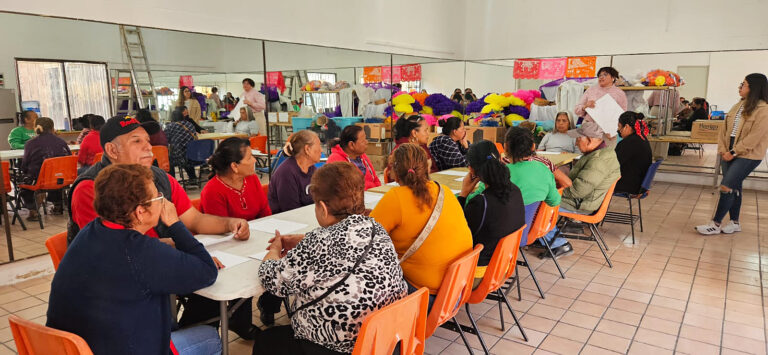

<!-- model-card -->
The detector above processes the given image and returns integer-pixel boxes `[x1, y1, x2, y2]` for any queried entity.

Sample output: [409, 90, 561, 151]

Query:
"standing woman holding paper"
[574, 67, 627, 145]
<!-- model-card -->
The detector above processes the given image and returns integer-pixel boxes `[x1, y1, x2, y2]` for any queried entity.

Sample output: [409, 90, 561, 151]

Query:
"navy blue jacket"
[47, 219, 217, 355]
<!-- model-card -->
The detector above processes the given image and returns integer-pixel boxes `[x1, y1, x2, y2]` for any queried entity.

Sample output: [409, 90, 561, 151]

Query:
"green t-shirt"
[467, 161, 561, 207]
[8, 127, 36, 149]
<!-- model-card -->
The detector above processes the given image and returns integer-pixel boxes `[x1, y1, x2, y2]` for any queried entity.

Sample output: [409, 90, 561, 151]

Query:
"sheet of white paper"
[268, 112, 278, 122]
[197, 234, 234, 247]
[248, 218, 308, 234]
[585, 94, 623, 137]
[537, 151, 560, 155]
[386, 182, 399, 186]
[454, 177, 465, 182]
[364, 192, 384, 205]
[248, 251, 269, 261]
[435, 170, 468, 177]
[451, 189, 461, 194]
[209, 250, 250, 268]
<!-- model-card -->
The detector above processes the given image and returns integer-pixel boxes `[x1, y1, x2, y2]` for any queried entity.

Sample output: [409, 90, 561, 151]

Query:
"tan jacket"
[177, 99, 202, 122]
[718, 100, 768, 160]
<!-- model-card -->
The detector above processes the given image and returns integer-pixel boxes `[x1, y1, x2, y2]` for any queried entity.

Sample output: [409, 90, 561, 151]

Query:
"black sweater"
[458, 185, 525, 267]
[615, 134, 652, 194]
[47, 220, 217, 355]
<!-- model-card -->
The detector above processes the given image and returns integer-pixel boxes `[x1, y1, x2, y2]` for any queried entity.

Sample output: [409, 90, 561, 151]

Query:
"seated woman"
[75, 114, 92, 144]
[165, 106, 200, 182]
[255, 162, 406, 354]
[538, 112, 579, 153]
[458, 140, 525, 289]
[77, 115, 104, 173]
[137, 108, 168, 146]
[615, 112, 653, 194]
[268, 130, 322, 213]
[385, 115, 436, 180]
[428, 116, 469, 171]
[46, 164, 221, 355]
[20, 117, 71, 220]
[371, 144, 472, 302]
[233, 106, 260, 136]
[327, 125, 381, 189]
[180, 137, 270, 338]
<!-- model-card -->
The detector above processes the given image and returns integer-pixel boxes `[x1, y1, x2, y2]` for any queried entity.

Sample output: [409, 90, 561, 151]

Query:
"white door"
[676, 66, 709, 102]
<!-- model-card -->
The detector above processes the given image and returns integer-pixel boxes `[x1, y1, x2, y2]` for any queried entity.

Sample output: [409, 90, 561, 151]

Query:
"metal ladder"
[114, 25, 157, 115]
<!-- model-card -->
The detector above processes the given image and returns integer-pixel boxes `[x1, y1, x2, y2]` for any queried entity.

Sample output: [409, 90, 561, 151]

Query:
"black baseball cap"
[466, 139, 500, 170]
[100, 115, 160, 147]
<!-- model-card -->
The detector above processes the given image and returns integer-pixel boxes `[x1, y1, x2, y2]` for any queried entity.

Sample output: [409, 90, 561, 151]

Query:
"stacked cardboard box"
[357, 123, 392, 172]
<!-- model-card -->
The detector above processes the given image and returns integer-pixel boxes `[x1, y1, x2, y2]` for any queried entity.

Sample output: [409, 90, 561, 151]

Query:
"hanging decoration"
[538, 58, 567, 80]
[565, 56, 597, 78]
[513, 59, 541, 79]
[179, 75, 193, 88]
[363, 67, 382, 83]
[381, 66, 402, 83]
[400, 64, 422, 81]
[265, 72, 286, 93]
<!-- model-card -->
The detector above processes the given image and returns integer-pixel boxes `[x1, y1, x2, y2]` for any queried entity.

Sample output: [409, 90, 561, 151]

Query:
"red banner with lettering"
[513, 59, 541, 79]
[400, 64, 422, 81]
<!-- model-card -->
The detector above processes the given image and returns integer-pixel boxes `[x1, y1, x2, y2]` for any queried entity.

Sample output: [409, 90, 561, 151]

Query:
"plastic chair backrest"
[92, 153, 103, 165]
[190, 198, 201, 212]
[495, 142, 505, 156]
[352, 288, 428, 355]
[520, 202, 541, 247]
[468, 226, 525, 304]
[186, 140, 215, 162]
[562, 180, 618, 224]
[528, 201, 560, 244]
[9, 315, 93, 355]
[45, 232, 68, 270]
[2, 161, 11, 193]
[249, 136, 267, 153]
[425, 245, 483, 337]
[270, 150, 289, 172]
[152, 146, 171, 172]
[640, 159, 663, 192]
[36, 156, 78, 190]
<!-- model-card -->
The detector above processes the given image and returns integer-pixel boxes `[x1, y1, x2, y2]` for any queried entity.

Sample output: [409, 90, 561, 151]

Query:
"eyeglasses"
[598, 73, 611, 78]
[739, 82, 746, 89]
[143, 192, 164, 204]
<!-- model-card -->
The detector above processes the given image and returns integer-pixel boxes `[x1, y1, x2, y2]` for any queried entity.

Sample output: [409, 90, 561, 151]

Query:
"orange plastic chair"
[45, 232, 68, 270]
[249, 136, 267, 154]
[9, 314, 93, 355]
[352, 287, 428, 355]
[425, 245, 482, 353]
[190, 198, 201, 212]
[558, 180, 618, 267]
[18, 156, 78, 230]
[152, 146, 171, 173]
[494, 142, 504, 156]
[464, 228, 528, 352]
[92, 153, 103, 165]
[2, 161, 26, 231]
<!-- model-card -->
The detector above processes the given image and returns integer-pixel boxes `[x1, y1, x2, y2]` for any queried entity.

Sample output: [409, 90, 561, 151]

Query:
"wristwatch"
[729, 150, 737, 156]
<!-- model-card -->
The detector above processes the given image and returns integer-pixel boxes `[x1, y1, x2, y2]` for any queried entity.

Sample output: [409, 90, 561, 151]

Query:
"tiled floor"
[1, 181, 768, 354]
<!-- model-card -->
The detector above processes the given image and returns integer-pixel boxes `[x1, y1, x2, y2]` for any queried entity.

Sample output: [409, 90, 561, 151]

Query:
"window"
[304, 72, 337, 114]
[16, 60, 110, 129]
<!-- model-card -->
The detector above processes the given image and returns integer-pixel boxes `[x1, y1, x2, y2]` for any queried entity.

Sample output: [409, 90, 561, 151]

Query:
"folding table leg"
[220, 301, 229, 355]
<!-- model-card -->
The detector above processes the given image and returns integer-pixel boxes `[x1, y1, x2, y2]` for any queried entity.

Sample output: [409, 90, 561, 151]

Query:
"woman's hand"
[269, 230, 304, 256]
[460, 172, 480, 198]
[159, 198, 180, 226]
[229, 218, 250, 240]
[585, 100, 596, 109]
[459, 131, 469, 149]
[722, 151, 735, 162]
[201, 129, 209, 134]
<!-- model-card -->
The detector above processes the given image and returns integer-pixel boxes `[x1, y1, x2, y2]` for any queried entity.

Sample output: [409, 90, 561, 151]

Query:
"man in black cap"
[539, 121, 620, 258]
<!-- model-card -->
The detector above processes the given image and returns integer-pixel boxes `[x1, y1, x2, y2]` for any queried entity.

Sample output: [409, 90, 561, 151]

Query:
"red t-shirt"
[200, 175, 271, 220]
[78, 130, 103, 166]
[72, 173, 192, 238]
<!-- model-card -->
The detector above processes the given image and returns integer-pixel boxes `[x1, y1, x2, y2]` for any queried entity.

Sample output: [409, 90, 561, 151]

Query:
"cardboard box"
[368, 154, 388, 172]
[464, 127, 506, 144]
[366, 142, 389, 156]
[690, 120, 725, 141]
[356, 123, 391, 141]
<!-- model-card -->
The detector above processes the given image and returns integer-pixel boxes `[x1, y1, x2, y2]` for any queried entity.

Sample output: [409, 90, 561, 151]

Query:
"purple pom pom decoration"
[505, 105, 530, 118]
[465, 94, 490, 114]
[424, 93, 457, 116]
[411, 100, 423, 113]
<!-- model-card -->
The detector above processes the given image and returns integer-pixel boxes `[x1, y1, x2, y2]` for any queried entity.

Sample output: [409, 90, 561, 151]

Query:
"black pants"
[178, 294, 254, 331]
[20, 189, 62, 211]
[252, 325, 345, 355]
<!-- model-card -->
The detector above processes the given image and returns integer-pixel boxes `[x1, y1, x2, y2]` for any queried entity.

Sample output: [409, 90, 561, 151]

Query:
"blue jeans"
[713, 158, 762, 223]
[171, 325, 222, 355]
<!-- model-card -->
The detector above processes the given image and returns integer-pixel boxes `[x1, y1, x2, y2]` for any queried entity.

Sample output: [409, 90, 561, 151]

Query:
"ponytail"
[391, 143, 432, 210]
[618, 111, 649, 140]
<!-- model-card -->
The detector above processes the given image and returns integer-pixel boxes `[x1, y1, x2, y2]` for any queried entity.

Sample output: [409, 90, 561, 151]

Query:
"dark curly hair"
[94, 164, 155, 228]
[309, 162, 365, 219]
[504, 126, 535, 162]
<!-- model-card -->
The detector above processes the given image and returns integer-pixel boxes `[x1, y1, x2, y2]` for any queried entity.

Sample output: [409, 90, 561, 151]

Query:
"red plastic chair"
[45, 232, 68, 270]
[464, 228, 528, 353]
[18, 156, 78, 230]
[494, 142, 504, 156]
[352, 288, 429, 355]
[9, 314, 93, 355]
[559, 180, 619, 267]
[249, 136, 267, 154]
[425, 245, 482, 353]
[152, 146, 171, 173]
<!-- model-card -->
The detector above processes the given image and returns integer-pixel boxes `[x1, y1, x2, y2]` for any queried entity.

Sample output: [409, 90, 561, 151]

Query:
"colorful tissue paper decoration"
[392, 92, 415, 113]
[421, 114, 438, 126]
[424, 94, 460, 117]
[644, 69, 684, 87]
[411, 92, 428, 107]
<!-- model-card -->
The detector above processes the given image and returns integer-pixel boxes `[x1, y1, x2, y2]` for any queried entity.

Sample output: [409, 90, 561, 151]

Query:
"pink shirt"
[241, 89, 266, 112]
[574, 85, 628, 122]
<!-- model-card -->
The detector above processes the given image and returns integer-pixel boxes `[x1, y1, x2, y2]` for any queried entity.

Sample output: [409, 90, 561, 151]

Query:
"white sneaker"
[696, 222, 721, 235]
[720, 221, 742, 234]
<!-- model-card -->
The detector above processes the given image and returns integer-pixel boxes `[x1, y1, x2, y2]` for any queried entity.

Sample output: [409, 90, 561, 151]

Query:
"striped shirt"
[731, 104, 744, 137]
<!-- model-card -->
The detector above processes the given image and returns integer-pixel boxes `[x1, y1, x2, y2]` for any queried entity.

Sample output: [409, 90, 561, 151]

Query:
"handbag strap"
[289, 220, 376, 316]
[399, 182, 445, 264]
[175, 121, 197, 138]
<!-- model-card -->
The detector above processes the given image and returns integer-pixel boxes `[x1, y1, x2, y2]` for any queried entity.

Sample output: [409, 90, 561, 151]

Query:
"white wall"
[464, 0, 768, 60]
[419, 62, 466, 96]
[1, 0, 465, 60]
[707, 51, 768, 111]
[464, 62, 516, 94]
